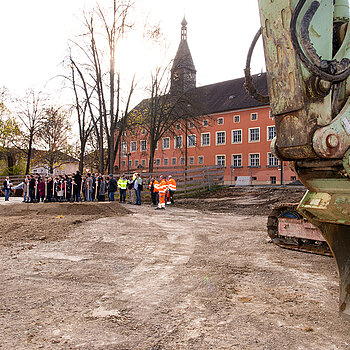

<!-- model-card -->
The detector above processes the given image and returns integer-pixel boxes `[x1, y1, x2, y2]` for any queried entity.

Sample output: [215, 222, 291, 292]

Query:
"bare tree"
[68, 0, 135, 174]
[37, 107, 72, 174]
[15, 89, 46, 174]
[130, 66, 207, 172]
[69, 56, 94, 173]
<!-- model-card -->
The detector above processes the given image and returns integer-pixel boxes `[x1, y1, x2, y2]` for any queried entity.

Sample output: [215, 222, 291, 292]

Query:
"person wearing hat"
[117, 174, 128, 203]
[156, 175, 167, 210]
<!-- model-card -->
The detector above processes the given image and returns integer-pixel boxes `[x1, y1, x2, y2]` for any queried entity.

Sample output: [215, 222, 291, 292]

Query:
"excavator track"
[267, 204, 332, 257]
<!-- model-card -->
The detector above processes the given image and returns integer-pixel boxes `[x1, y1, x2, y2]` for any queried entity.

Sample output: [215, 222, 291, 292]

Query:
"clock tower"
[170, 17, 197, 95]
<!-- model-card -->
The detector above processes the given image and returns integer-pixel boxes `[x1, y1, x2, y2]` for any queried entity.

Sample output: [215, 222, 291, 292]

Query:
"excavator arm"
[255, 0, 350, 319]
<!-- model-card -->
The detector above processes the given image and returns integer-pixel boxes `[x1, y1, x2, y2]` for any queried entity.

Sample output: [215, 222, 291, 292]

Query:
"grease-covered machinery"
[247, 0, 350, 319]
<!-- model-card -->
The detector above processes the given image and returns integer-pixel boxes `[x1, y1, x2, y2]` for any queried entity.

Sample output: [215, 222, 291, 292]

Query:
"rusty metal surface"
[278, 217, 325, 240]
[258, 0, 304, 115]
[267, 203, 331, 256]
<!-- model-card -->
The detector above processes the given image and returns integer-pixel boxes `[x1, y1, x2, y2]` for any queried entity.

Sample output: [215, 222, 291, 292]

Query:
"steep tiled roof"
[192, 73, 268, 115]
[129, 73, 269, 119]
[172, 40, 196, 72]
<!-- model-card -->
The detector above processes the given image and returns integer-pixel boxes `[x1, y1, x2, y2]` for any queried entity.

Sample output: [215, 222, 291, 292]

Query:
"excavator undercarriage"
[246, 0, 350, 319]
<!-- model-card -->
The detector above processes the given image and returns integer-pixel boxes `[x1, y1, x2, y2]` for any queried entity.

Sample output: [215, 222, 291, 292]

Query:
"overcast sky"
[0, 0, 265, 106]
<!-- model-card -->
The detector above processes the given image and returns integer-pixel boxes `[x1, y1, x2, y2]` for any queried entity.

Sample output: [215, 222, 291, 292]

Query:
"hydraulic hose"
[291, 0, 350, 82]
[244, 28, 270, 103]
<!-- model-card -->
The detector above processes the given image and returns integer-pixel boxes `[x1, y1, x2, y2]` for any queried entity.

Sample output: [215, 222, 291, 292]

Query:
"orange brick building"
[116, 18, 295, 185]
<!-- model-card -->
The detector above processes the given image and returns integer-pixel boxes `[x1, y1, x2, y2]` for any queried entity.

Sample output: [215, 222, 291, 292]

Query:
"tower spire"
[181, 16, 187, 41]
[170, 17, 196, 94]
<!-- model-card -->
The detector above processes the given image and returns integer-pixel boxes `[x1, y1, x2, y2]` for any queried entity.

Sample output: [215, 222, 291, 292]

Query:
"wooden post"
[207, 167, 211, 190]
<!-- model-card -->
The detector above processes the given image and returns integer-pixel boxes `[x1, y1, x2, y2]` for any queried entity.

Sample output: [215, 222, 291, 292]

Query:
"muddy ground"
[176, 186, 306, 216]
[1, 187, 349, 349]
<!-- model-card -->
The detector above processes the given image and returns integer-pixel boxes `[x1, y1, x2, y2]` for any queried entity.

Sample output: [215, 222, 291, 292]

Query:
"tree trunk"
[79, 140, 86, 174]
[25, 134, 33, 174]
[149, 140, 156, 173]
[108, 137, 115, 174]
[98, 116, 104, 173]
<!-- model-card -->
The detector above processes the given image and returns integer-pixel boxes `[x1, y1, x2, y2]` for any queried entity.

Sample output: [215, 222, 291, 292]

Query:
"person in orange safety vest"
[149, 177, 159, 206]
[167, 175, 177, 205]
[156, 175, 167, 210]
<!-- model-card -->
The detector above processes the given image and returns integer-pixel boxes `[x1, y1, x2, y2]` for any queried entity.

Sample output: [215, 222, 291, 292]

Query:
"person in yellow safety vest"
[167, 175, 177, 205]
[156, 175, 167, 210]
[117, 174, 128, 203]
[149, 177, 159, 206]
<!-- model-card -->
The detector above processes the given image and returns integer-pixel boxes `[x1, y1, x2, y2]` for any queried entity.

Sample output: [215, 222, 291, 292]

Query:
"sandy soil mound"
[0, 201, 130, 245]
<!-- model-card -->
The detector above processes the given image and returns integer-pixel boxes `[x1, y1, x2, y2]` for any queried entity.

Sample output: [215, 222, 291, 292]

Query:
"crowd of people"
[16, 171, 118, 203]
[2, 171, 177, 209]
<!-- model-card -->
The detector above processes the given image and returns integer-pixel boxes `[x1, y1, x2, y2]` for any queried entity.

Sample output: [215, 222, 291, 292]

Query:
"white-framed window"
[164, 158, 169, 166]
[122, 160, 126, 167]
[162, 137, 170, 149]
[171, 157, 177, 165]
[174, 135, 183, 149]
[121, 142, 127, 157]
[216, 131, 226, 145]
[216, 155, 226, 166]
[249, 153, 260, 167]
[155, 158, 161, 166]
[291, 176, 297, 181]
[128, 160, 132, 167]
[270, 176, 277, 184]
[234, 115, 240, 123]
[130, 141, 137, 152]
[180, 157, 185, 165]
[189, 156, 194, 165]
[201, 133, 210, 146]
[188, 134, 196, 147]
[198, 156, 204, 164]
[269, 110, 274, 119]
[135, 160, 139, 167]
[189, 121, 194, 129]
[140, 140, 147, 151]
[251, 112, 258, 121]
[203, 119, 208, 126]
[232, 129, 242, 144]
[141, 129, 146, 135]
[232, 154, 242, 167]
[249, 127, 260, 142]
[176, 124, 181, 130]
[267, 126, 276, 140]
[141, 159, 146, 166]
[268, 152, 279, 167]
[217, 117, 224, 125]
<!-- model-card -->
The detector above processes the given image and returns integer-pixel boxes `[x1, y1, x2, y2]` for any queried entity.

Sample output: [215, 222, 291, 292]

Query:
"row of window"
[187, 112, 273, 128]
[216, 153, 279, 167]
[124, 126, 276, 153]
[122, 153, 280, 168]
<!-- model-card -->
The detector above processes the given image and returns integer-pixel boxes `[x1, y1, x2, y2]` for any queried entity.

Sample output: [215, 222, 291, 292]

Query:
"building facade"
[116, 18, 295, 185]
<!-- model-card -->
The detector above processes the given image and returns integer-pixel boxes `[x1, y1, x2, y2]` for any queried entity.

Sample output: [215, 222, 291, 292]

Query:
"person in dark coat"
[29, 175, 36, 203]
[46, 177, 53, 202]
[73, 171, 82, 202]
[108, 174, 118, 201]
[97, 176, 106, 201]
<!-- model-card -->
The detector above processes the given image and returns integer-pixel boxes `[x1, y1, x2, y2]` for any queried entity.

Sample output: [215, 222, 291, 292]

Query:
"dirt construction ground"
[1, 187, 349, 349]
